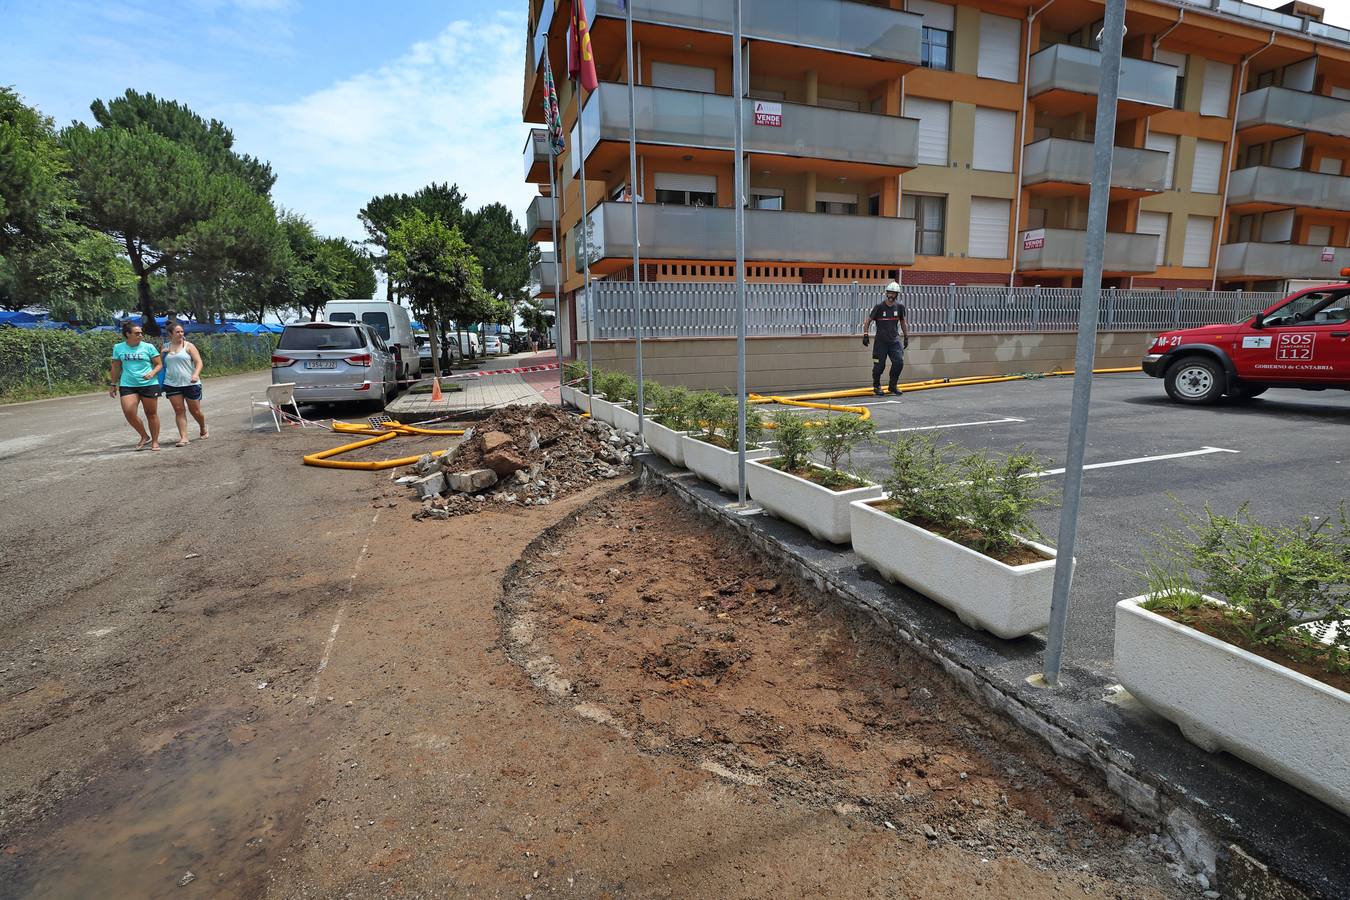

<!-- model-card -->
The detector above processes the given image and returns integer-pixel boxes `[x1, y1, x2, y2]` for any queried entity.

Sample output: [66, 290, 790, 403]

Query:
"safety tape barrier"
[272, 361, 563, 392]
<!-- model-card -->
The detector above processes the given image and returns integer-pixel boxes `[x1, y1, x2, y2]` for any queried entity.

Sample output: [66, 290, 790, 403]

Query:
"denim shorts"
[119, 384, 163, 398]
[165, 383, 203, 401]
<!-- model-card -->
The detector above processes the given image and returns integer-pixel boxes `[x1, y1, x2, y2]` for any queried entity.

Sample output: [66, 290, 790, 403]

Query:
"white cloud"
[227, 8, 535, 246]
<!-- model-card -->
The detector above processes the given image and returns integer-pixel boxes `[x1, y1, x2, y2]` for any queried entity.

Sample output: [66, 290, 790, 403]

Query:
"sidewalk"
[386, 351, 564, 422]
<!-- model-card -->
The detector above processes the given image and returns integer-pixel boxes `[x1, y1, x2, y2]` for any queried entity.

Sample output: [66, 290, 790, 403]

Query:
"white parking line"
[874, 416, 1025, 436]
[1027, 446, 1240, 479]
[307, 509, 379, 705]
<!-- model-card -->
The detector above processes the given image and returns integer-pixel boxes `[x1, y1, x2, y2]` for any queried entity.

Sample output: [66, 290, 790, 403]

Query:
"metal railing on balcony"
[531, 250, 561, 295]
[1028, 44, 1177, 111]
[1237, 86, 1350, 140]
[523, 128, 550, 181]
[1017, 228, 1160, 273]
[1021, 138, 1169, 193]
[1217, 242, 1347, 281]
[531, 0, 555, 70]
[575, 83, 918, 170]
[1226, 166, 1350, 213]
[589, 0, 923, 65]
[585, 281, 1282, 339]
[526, 196, 556, 238]
[572, 202, 916, 270]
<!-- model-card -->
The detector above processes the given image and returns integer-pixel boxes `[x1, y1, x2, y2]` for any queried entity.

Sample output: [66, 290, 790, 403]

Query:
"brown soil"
[505, 487, 1183, 899]
[1154, 603, 1350, 693]
[874, 500, 1049, 566]
[765, 457, 870, 491]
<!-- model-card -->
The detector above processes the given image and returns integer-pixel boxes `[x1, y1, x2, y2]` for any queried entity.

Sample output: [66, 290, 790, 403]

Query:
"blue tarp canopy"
[0, 311, 41, 326]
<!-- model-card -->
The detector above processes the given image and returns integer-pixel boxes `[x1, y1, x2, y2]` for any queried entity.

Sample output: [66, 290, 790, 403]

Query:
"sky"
[2, 0, 536, 247]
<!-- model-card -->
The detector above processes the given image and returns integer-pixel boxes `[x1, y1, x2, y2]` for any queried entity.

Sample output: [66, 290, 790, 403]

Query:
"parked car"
[483, 334, 504, 355]
[272, 322, 397, 409]
[1142, 275, 1350, 404]
[322, 300, 418, 388]
[415, 333, 462, 373]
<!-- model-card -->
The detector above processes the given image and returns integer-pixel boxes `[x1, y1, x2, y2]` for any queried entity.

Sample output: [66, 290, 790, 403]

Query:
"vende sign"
[1321, 246, 1336, 263]
[1022, 229, 1046, 251]
[753, 100, 782, 127]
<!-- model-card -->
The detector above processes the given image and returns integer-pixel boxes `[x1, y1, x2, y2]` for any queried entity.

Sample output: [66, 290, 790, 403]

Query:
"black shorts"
[165, 383, 203, 401]
[119, 384, 163, 398]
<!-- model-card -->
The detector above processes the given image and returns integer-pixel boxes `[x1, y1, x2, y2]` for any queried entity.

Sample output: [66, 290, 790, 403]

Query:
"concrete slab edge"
[635, 457, 1344, 900]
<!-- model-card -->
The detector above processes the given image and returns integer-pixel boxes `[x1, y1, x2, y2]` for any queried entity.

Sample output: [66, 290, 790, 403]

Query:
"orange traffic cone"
[431, 377, 443, 402]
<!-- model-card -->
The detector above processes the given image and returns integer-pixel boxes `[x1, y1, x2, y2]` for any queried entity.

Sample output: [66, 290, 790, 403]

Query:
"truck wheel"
[1227, 383, 1268, 401]
[1164, 357, 1225, 405]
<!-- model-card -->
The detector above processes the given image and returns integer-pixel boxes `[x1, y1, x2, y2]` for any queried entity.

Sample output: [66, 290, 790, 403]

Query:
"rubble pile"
[401, 404, 641, 518]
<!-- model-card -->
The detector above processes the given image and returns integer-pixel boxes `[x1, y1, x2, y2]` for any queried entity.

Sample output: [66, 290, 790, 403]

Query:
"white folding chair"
[250, 382, 304, 432]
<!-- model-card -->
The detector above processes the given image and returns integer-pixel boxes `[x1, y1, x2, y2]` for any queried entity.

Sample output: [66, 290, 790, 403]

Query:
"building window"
[654, 172, 717, 207]
[922, 27, 952, 71]
[656, 187, 715, 206]
[902, 193, 946, 256]
[750, 188, 784, 210]
[815, 191, 858, 215]
[868, 194, 881, 216]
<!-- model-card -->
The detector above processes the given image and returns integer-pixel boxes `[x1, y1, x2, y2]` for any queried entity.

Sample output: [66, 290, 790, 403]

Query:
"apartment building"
[521, 0, 1350, 346]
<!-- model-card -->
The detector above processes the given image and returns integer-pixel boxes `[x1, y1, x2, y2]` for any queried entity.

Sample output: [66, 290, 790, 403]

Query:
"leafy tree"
[386, 209, 490, 380]
[518, 298, 554, 334]
[359, 182, 467, 300]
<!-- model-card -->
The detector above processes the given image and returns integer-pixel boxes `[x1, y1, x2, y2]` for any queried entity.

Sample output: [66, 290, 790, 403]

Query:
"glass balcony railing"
[577, 82, 918, 169]
[1021, 138, 1169, 193]
[1226, 166, 1350, 213]
[1213, 0, 1303, 32]
[524, 128, 551, 182]
[1017, 227, 1159, 273]
[1237, 87, 1350, 140]
[589, 0, 922, 65]
[1217, 242, 1346, 280]
[572, 202, 916, 270]
[531, 0, 555, 70]
[526, 196, 556, 238]
[1028, 44, 1177, 111]
[531, 250, 561, 294]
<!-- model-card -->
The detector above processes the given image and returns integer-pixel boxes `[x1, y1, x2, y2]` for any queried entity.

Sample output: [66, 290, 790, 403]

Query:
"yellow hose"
[304, 420, 466, 470]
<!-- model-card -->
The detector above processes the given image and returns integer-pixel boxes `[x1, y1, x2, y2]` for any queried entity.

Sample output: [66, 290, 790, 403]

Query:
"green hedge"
[0, 328, 279, 403]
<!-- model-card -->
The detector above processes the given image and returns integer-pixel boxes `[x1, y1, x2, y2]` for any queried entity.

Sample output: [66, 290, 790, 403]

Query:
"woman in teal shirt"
[109, 321, 163, 451]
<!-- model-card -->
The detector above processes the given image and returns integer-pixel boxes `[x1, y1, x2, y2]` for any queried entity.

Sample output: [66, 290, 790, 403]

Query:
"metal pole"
[1041, 0, 1125, 687]
[625, 1, 644, 442]
[732, 0, 748, 506]
[577, 89, 595, 403]
[547, 145, 565, 407]
[39, 338, 53, 393]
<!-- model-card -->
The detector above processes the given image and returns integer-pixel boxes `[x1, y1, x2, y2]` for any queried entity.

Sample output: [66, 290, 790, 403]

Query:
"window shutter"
[977, 14, 1020, 82]
[1153, 49, 1187, 76]
[1332, 86, 1350, 101]
[1200, 60, 1233, 117]
[904, 97, 950, 165]
[1135, 211, 1169, 267]
[907, 0, 954, 31]
[1144, 132, 1177, 189]
[968, 197, 1011, 259]
[1317, 157, 1344, 176]
[654, 173, 717, 193]
[972, 108, 1016, 173]
[1308, 224, 1333, 245]
[1260, 209, 1294, 243]
[1269, 136, 1304, 169]
[650, 62, 716, 93]
[1282, 58, 1316, 93]
[1182, 216, 1214, 267]
[1190, 140, 1224, 194]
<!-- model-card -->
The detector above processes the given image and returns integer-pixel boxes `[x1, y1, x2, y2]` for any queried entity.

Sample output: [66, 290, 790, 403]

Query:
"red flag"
[568, 0, 599, 92]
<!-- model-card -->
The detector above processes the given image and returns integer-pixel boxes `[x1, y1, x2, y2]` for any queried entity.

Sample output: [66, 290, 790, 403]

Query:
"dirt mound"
[405, 404, 641, 518]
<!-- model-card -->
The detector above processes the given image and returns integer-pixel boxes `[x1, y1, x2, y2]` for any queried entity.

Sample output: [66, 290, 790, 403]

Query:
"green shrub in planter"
[594, 370, 632, 403]
[646, 382, 690, 431]
[686, 390, 724, 442]
[815, 415, 875, 479]
[770, 409, 815, 471]
[563, 361, 589, 392]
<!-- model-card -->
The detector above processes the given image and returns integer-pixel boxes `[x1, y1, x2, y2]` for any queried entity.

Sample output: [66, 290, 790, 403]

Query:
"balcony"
[576, 82, 918, 176]
[1021, 138, 1170, 198]
[1028, 44, 1177, 119]
[572, 202, 916, 273]
[526, 196, 556, 242]
[531, 250, 561, 298]
[524, 129, 551, 184]
[1226, 167, 1350, 215]
[531, 0, 555, 72]
[1217, 242, 1346, 281]
[1237, 87, 1350, 146]
[589, 0, 922, 69]
[1016, 227, 1159, 275]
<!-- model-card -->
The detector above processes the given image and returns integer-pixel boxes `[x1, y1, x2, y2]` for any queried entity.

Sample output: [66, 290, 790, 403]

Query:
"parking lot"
[769, 371, 1349, 668]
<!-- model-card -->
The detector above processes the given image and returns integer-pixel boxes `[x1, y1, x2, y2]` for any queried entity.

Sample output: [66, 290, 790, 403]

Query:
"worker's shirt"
[870, 302, 906, 345]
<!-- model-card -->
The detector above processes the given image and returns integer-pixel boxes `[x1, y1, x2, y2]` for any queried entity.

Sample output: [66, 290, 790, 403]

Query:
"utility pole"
[732, 0, 748, 506]
[625, 0, 645, 442]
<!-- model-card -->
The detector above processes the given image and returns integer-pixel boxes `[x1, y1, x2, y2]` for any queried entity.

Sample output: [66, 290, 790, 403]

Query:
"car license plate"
[306, 360, 337, 369]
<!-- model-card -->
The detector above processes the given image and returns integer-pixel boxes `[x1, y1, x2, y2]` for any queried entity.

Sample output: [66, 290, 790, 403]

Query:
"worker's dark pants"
[871, 341, 904, 389]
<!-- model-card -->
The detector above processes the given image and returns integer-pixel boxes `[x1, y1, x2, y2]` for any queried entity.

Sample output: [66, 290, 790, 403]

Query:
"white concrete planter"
[1115, 596, 1350, 818]
[746, 459, 882, 545]
[610, 402, 640, 434]
[644, 421, 687, 467]
[848, 497, 1063, 639]
[681, 435, 771, 495]
[560, 384, 579, 408]
[590, 396, 621, 425]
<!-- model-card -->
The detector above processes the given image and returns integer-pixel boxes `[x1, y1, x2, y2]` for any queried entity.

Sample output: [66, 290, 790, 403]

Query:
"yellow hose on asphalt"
[776, 366, 1142, 403]
[304, 420, 466, 471]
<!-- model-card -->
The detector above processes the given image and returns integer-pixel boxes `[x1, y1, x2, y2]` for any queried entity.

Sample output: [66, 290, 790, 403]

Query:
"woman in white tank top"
[162, 323, 207, 446]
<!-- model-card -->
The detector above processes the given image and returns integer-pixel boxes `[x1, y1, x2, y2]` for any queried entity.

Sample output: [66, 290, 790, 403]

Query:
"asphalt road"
[816, 372, 1349, 668]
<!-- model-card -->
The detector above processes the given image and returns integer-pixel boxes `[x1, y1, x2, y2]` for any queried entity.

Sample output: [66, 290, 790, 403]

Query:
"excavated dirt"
[502, 487, 1187, 899]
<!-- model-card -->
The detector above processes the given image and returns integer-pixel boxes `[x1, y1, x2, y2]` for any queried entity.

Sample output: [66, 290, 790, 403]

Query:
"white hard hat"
[885, 281, 901, 293]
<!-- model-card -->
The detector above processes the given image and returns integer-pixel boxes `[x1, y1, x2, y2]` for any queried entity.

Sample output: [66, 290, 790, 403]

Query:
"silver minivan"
[272, 322, 397, 408]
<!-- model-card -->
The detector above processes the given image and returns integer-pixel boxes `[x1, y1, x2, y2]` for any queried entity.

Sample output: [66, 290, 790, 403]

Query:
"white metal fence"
[588, 281, 1285, 340]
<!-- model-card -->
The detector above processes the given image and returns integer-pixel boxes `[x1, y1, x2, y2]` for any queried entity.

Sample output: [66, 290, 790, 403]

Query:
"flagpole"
[578, 96, 595, 403]
[732, 0, 748, 507]
[548, 145, 565, 407]
[624, 0, 644, 444]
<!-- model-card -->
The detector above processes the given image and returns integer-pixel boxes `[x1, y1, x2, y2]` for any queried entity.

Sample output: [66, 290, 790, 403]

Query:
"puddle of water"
[2, 712, 325, 900]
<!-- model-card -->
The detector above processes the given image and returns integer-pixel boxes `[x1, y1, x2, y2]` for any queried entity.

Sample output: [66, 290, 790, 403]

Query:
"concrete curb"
[636, 454, 1348, 900]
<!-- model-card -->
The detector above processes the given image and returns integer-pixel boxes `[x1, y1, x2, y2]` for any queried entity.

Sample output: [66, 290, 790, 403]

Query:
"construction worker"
[862, 281, 910, 396]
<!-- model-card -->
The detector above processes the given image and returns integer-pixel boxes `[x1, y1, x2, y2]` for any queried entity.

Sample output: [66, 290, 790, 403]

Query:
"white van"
[323, 300, 418, 386]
